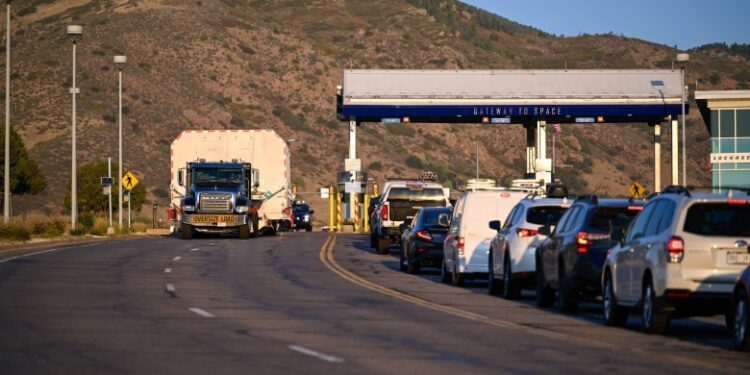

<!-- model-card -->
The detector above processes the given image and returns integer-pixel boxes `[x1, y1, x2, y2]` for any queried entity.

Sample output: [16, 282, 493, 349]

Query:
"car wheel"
[306, 227, 312, 232]
[370, 231, 376, 248]
[376, 236, 390, 255]
[441, 257, 451, 284]
[734, 289, 750, 351]
[501, 253, 521, 300]
[399, 246, 407, 272]
[488, 249, 503, 296]
[406, 260, 420, 275]
[451, 255, 464, 287]
[642, 277, 670, 334]
[558, 262, 580, 313]
[535, 257, 555, 307]
[602, 271, 628, 327]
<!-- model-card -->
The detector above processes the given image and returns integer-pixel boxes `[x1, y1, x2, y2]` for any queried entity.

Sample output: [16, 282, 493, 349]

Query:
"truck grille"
[200, 193, 232, 213]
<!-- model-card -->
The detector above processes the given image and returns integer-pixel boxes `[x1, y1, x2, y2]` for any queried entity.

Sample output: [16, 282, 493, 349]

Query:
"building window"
[738, 109, 750, 137]
[720, 109, 735, 138]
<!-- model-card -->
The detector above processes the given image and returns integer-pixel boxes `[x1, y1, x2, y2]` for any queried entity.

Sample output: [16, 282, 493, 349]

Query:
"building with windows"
[695, 90, 750, 191]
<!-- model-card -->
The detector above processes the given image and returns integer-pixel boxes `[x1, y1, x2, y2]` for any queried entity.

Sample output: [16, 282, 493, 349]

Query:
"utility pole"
[4, 0, 11, 223]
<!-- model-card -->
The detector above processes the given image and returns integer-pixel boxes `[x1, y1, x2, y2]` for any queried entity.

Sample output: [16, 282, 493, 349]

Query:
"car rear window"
[683, 203, 750, 236]
[526, 206, 568, 225]
[419, 208, 452, 227]
[387, 187, 445, 201]
[588, 207, 640, 231]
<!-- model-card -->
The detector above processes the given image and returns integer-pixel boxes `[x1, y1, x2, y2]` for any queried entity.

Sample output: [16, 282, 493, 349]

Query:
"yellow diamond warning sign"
[122, 171, 139, 190]
[628, 181, 646, 199]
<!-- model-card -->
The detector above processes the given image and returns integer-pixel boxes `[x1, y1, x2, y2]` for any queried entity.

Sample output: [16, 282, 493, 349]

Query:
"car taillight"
[415, 229, 432, 241]
[666, 236, 684, 263]
[381, 204, 389, 220]
[516, 228, 539, 237]
[457, 237, 465, 255]
[576, 232, 609, 253]
[728, 199, 748, 205]
[627, 205, 644, 211]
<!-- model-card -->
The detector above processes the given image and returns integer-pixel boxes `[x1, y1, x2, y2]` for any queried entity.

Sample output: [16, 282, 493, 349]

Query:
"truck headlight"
[304, 215, 310, 221]
[236, 206, 248, 214]
[183, 205, 195, 212]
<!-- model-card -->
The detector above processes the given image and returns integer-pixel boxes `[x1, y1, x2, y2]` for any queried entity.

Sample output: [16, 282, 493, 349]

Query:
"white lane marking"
[288, 345, 344, 363]
[188, 307, 215, 318]
[0, 243, 99, 264]
[190, 247, 200, 252]
[209, 242, 216, 246]
[164, 268, 172, 273]
[165, 283, 176, 293]
[173, 256, 182, 261]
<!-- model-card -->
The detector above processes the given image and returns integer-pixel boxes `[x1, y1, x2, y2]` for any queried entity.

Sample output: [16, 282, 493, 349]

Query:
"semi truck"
[169, 130, 292, 239]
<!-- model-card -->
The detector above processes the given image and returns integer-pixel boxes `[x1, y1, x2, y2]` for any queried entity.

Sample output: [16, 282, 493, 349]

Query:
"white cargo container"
[170, 130, 292, 233]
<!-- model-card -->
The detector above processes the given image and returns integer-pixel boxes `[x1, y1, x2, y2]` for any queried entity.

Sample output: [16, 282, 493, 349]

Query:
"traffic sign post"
[122, 171, 139, 190]
[628, 181, 646, 199]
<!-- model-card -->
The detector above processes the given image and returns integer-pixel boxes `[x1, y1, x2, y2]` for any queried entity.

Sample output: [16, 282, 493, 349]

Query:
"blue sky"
[461, 0, 750, 50]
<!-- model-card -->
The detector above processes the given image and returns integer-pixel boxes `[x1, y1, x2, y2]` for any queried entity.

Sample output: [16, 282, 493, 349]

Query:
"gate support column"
[347, 119, 357, 221]
[654, 123, 662, 193]
[671, 118, 679, 186]
[525, 123, 537, 179]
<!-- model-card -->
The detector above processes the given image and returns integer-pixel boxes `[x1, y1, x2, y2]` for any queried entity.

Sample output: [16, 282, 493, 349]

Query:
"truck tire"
[181, 223, 194, 240]
[376, 236, 390, 255]
[239, 224, 250, 239]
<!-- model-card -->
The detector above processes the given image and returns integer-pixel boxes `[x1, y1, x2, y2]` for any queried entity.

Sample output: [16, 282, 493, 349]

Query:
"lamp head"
[67, 25, 83, 42]
[675, 53, 690, 68]
[114, 55, 127, 66]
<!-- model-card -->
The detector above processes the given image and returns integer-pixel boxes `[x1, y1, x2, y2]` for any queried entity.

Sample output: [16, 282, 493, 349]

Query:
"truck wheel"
[181, 223, 193, 240]
[376, 236, 390, 255]
[239, 224, 250, 239]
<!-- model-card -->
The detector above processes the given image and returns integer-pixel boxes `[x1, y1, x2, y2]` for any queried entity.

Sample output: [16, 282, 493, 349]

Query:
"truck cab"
[178, 161, 259, 239]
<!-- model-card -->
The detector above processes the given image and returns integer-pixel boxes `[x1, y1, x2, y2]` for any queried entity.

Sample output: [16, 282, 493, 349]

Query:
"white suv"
[602, 186, 750, 333]
[487, 197, 569, 299]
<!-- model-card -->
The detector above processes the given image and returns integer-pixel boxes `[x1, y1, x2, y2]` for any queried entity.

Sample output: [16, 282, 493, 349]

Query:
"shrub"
[405, 155, 423, 169]
[131, 222, 147, 233]
[0, 222, 31, 241]
[368, 161, 383, 170]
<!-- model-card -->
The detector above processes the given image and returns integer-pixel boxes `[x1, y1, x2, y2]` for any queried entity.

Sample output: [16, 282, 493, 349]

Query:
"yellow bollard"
[336, 190, 342, 232]
[328, 185, 335, 232]
[363, 193, 370, 233]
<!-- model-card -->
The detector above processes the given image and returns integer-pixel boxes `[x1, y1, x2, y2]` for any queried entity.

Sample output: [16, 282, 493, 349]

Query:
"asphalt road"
[0, 233, 747, 374]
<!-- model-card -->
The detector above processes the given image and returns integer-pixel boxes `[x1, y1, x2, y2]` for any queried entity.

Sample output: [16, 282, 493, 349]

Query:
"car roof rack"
[661, 185, 691, 197]
[574, 194, 598, 205]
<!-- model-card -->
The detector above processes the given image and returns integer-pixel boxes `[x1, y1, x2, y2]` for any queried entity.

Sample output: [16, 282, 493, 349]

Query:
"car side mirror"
[310, 210, 315, 215]
[438, 213, 450, 227]
[611, 228, 625, 244]
[488, 220, 501, 231]
[403, 218, 413, 227]
[538, 225, 551, 236]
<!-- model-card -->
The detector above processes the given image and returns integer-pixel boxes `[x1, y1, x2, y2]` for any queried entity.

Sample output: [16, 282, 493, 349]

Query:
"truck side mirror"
[488, 220, 501, 231]
[178, 169, 185, 187]
[252, 169, 260, 188]
[438, 213, 450, 228]
[310, 210, 315, 214]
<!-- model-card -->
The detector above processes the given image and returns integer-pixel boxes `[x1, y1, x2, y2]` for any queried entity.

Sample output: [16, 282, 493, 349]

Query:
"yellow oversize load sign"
[122, 171, 139, 190]
[192, 215, 235, 223]
[628, 181, 646, 199]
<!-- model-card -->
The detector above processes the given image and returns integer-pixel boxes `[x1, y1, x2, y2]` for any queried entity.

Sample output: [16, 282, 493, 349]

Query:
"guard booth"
[337, 69, 689, 194]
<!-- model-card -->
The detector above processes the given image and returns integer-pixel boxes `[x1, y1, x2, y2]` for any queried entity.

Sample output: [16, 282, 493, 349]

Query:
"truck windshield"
[193, 168, 243, 188]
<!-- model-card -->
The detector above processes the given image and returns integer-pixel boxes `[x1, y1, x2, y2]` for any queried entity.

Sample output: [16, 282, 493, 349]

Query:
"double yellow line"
[319, 235, 562, 335]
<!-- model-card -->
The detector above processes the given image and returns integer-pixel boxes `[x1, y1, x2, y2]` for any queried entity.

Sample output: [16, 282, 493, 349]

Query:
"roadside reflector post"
[653, 123, 662, 192]
[336, 189, 342, 232]
[328, 184, 335, 232]
[353, 192, 359, 233]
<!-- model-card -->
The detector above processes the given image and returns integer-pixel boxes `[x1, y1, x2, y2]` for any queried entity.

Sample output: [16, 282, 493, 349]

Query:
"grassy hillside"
[3, 0, 747, 217]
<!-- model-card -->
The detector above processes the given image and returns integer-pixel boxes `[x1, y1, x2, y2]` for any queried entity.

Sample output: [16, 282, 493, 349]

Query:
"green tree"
[63, 161, 146, 214]
[0, 127, 46, 195]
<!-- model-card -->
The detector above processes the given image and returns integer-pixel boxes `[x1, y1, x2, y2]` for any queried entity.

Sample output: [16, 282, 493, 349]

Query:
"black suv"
[536, 195, 645, 312]
[292, 202, 314, 232]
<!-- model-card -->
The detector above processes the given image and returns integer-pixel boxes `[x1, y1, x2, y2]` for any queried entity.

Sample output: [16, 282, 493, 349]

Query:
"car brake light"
[457, 236, 465, 255]
[516, 228, 539, 237]
[728, 199, 748, 205]
[627, 205, 644, 211]
[666, 236, 684, 263]
[576, 232, 609, 253]
[415, 229, 432, 241]
[381, 204, 389, 220]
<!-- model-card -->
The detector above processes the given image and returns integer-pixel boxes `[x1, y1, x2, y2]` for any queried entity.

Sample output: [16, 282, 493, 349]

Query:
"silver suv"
[602, 186, 750, 333]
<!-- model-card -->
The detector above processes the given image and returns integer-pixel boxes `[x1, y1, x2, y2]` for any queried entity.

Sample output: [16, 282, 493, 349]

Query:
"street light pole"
[67, 25, 82, 229]
[475, 140, 479, 179]
[114, 55, 126, 229]
[4, 0, 10, 223]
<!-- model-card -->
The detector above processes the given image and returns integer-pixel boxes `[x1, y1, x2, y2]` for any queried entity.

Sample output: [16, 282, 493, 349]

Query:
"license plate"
[192, 215, 234, 223]
[727, 251, 750, 265]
